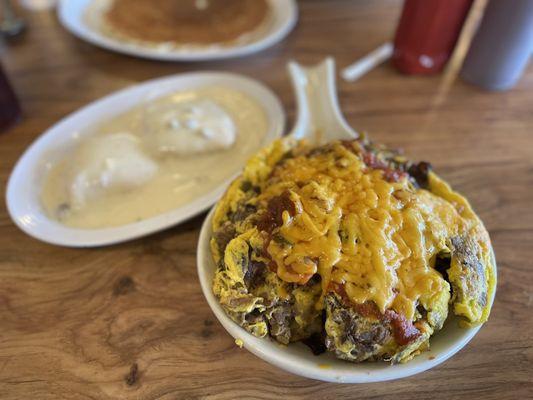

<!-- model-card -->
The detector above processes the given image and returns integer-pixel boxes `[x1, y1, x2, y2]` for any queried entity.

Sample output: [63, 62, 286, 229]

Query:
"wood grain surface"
[1, 1, 532, 399]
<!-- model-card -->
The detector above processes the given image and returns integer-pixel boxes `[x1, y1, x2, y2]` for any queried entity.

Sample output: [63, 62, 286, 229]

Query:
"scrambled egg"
[211, 137, 495, 363]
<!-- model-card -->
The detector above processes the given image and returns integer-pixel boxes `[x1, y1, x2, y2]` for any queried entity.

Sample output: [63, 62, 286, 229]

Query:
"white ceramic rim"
[6, 72, 285, 247]
[197, 206, 497, 383]
[57, 0, 298, 61]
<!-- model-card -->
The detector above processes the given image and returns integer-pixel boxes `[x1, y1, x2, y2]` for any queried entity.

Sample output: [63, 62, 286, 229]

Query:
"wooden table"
[1, 1, 532, 399]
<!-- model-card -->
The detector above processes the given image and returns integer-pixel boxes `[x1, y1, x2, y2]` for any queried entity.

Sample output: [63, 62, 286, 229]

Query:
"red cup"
[0, 63, 21, 132]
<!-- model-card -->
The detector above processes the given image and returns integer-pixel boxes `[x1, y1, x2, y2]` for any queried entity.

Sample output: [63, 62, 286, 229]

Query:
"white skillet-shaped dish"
[196, 58, 497, 383]
[57, 0, 298, 62]
[6, 72, 285, 247]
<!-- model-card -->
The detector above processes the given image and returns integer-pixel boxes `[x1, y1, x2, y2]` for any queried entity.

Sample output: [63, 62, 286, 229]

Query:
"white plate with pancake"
[58, 0, 298, 61]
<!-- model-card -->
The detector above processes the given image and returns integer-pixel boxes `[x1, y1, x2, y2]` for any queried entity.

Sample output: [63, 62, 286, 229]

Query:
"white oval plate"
[6, 72, 285, 247]
[197, 207, 497, 383]
[57, 0, 298, 62]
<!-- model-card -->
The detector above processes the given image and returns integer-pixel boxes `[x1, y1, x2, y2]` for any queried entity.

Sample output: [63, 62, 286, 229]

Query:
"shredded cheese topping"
[213, 138, 494, 325]
[254, 141, 482, 320]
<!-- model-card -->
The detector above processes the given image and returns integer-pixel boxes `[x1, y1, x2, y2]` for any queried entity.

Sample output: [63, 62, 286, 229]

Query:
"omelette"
[211, 136, 495, 363]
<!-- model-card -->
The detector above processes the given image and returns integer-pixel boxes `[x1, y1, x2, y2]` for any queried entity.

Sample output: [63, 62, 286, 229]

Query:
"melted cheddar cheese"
[212, 138, 495, 330]
[262, 141, 457, 320]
